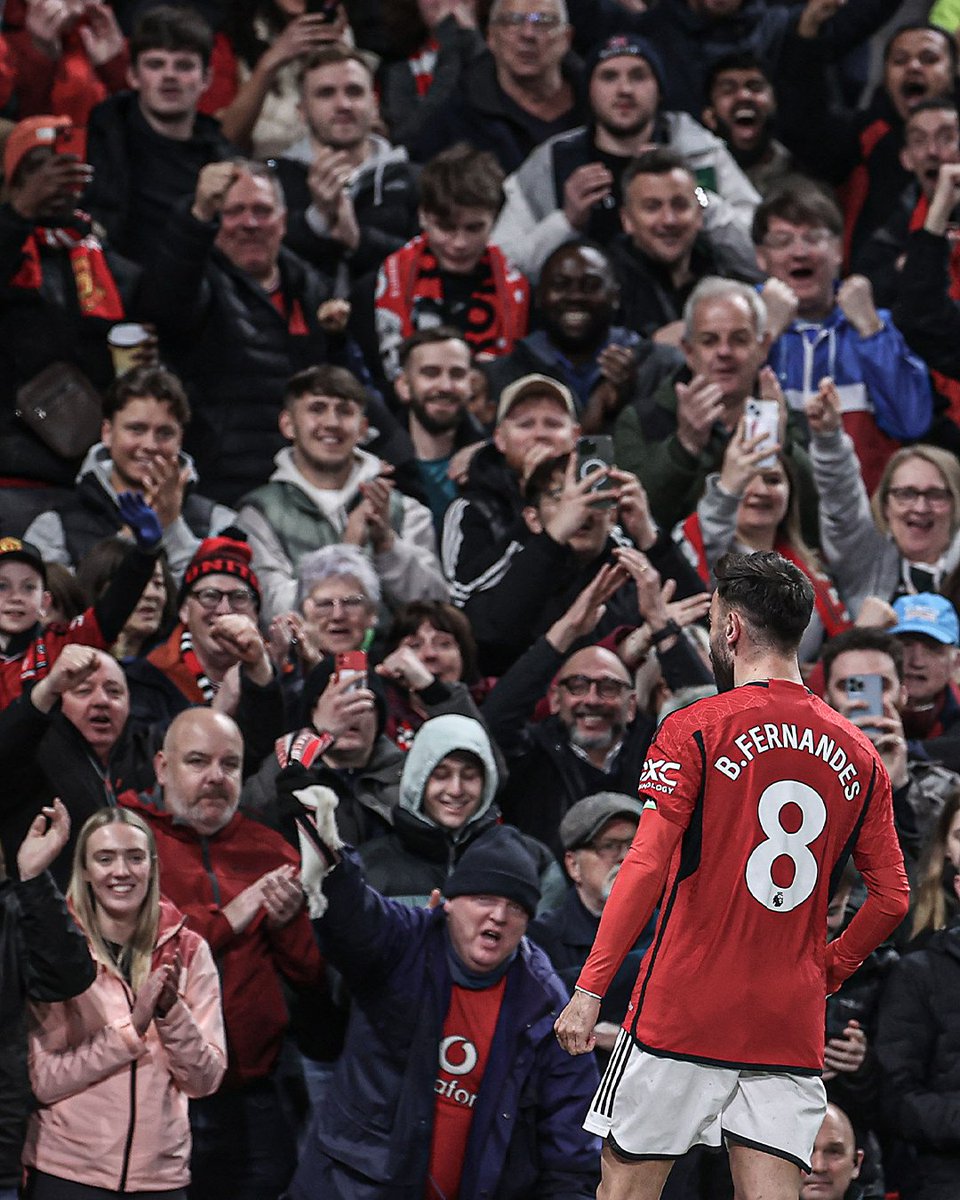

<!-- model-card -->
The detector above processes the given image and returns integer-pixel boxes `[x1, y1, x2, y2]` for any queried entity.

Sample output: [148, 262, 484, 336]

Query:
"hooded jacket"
[359, 713, 566, 909]
[491, 118, 760, 281]
[275, 132, 421, 279]
[237, 445, 447, 624]
[22, 898, 225, 1193]
[24, 441, 237, 582]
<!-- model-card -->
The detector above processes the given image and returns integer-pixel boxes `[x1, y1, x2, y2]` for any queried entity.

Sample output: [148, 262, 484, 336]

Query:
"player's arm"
[555, 805, 681, 1055]
[826, 764, 910, 995]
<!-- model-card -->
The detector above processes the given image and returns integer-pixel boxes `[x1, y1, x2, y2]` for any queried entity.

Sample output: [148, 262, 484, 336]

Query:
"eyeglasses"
[491, 11, 564, 30]
[557, 675, 631, 699]
[190, 586, 256, 612]
[586, 836, 634, 860]
[761, 229, 835, 250]
[310, 594, 369, 616]
[886, 486, 953, 508]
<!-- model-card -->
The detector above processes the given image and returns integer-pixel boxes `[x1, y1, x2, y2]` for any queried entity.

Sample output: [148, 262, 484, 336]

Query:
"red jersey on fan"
[578, 679, 908, 1074]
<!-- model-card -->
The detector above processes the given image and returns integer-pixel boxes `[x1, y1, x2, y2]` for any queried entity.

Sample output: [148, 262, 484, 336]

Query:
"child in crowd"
[374, 142, 529, 380]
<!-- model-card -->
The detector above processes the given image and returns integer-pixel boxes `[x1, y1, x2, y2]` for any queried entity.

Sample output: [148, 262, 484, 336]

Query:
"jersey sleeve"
[827, 761, 910, 993]
[576, 719, 702, 997]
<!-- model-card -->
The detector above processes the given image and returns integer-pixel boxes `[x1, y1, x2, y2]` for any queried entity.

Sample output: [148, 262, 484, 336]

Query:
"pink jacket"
[23, 899, 226, 1192]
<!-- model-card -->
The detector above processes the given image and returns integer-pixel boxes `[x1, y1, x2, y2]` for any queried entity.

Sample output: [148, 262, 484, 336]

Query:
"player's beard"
[709, 632, 735, 693]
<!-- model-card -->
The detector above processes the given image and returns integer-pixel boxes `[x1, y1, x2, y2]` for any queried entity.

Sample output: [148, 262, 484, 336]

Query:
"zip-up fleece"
[23, 899, 226, 1192]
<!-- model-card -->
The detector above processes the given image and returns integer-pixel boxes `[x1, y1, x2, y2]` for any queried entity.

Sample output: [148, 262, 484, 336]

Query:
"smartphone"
[305, 0, 339, 19]
[845, 674, 884, 734]
[334, 650, 367, 692]
[576, 435, 616, 508]
[744, 399, 779, 469]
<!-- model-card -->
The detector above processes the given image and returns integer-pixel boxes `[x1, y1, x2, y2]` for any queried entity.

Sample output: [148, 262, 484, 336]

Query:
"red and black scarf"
[376, 233, 529, 359]
[11, 214, 124, 319]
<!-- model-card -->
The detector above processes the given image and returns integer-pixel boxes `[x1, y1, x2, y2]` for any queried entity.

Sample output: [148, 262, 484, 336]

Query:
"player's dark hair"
[398, 325, 471, 368]
[751, 181, 843, 245]
[130, 5, 214, 66]
[420, 144, 504, 219]
[103, 366, 191, 425]
[714, 550, 814, 653]
[283, 365, 367, 411]
[819, 628, 904, 688]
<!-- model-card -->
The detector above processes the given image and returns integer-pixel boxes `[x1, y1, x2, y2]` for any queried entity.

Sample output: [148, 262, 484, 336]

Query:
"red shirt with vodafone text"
[577, 680, 907, 1073]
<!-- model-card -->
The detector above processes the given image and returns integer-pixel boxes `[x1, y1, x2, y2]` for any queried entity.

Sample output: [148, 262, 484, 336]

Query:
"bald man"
[487, 634, 653, 862]
[126, 707, 325, 1200]
[801, 1104, 863, 1200]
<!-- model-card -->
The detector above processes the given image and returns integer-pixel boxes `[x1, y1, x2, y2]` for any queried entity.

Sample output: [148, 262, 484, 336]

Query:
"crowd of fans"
[2, 0, 960, 1196]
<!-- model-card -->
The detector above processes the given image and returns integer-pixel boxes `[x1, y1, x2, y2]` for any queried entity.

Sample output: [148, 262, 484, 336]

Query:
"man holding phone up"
[820, 623, 960, 866]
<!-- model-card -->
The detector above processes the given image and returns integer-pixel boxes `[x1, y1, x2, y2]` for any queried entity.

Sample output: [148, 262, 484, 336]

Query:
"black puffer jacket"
[875, 923, 960, 1199]
[140, 203, 346, 505]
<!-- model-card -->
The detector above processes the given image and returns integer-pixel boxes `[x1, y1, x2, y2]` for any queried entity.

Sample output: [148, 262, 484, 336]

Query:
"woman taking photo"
[21, 808, 226, 1199]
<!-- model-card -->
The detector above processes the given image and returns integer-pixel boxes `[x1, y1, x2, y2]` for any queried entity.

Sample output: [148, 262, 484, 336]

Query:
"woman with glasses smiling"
[807, 377, 960, 618]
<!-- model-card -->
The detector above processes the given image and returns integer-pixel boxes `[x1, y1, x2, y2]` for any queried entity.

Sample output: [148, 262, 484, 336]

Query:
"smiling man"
[702, 52, 793, 196]
[24, 366, 236, 581]
[288, 822, 601, 1199]
[274, 44, 420, 282]
[237, 362, 446, 623]
[131, 706, 325, 1200]
[754, 184, 932, 493]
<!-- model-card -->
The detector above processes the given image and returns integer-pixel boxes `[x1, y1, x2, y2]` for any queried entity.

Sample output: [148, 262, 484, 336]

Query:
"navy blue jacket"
[290, 854, 600, 1199]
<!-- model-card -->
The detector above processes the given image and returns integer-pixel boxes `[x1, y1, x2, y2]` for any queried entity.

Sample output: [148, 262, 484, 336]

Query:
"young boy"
[374, 143, 530, 381]
[0, 496, 162, 710]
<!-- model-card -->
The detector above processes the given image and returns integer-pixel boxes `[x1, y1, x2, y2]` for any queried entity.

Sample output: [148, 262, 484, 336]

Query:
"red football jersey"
[578, 679, 906, 1072]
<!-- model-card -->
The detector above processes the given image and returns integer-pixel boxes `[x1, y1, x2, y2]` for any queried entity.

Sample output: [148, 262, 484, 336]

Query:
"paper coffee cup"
[107, 323, 149, 377]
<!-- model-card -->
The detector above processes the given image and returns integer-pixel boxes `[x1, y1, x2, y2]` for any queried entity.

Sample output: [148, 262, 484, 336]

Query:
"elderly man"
[530, 792, 650, 1060]
[613, 276, 817, 535]
[141, 159, 403, 506]
[129, 707, 324, 1200]
[409, 0, 588, 175]
[492, 34, 758, 280]
[288, 822, 601, 1198]
[124, 532, 284, 773]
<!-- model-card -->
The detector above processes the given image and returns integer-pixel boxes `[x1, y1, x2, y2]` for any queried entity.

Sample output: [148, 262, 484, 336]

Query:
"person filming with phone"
[820, 625, 960, 867]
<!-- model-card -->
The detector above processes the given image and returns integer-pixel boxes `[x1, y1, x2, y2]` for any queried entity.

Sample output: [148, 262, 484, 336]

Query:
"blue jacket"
[289, 855, 600, 1199]
[766, 303, 932, 442]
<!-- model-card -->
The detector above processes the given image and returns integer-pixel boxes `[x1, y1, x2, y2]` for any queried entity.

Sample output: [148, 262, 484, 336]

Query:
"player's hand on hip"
[555, 990, 601, 1055]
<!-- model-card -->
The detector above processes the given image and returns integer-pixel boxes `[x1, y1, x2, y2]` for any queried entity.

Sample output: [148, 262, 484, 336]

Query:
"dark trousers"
[188, 1076, 298, 1200]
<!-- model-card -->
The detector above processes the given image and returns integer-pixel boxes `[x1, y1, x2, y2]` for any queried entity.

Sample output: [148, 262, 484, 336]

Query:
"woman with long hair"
[77, 538, 176, 661]
[910, 788, 960, 946]
[21, 808, 226, 1199]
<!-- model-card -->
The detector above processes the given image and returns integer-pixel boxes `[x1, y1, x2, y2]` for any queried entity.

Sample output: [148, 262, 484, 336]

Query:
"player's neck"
[735, 655, 803, 688]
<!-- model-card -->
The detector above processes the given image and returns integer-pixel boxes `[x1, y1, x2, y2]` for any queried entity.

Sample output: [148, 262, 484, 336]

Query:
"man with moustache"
[128, 707, 325, 1200]
[394, 328, 486, 534]
[555, 550, 909, 1200]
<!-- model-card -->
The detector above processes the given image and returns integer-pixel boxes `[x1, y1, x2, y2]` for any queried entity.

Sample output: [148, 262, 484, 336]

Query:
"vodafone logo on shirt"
[639, 758, 682, 793]
[436, 1036, 479, 1108]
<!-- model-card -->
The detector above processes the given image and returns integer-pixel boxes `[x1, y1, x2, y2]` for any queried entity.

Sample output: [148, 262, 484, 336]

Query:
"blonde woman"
[21, 808, 226, 1199]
